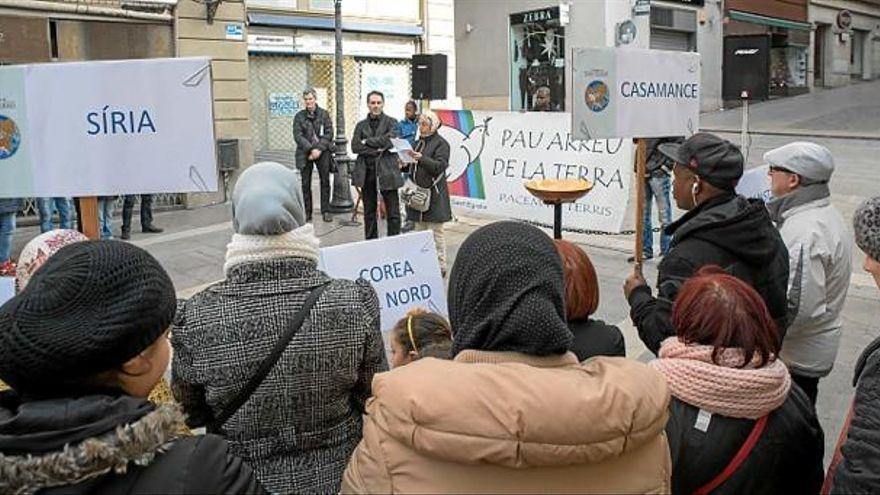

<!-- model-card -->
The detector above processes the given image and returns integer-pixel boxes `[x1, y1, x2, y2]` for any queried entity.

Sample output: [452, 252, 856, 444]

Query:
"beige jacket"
[341, 351, 671, 494]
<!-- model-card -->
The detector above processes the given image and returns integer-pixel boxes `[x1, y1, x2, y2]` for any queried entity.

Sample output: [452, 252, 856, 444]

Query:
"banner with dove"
[434, 110, 634, 234]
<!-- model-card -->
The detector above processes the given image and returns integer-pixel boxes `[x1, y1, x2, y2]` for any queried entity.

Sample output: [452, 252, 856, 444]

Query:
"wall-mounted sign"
[225, 23, 244, 41]
[616, 20, 638, 45]
[268, 93, 298, 117]
[836, 10, 853, 30]
[247, 34, 295, 54]
[510, 6, 560, 25]
[634, 0, 651, 16]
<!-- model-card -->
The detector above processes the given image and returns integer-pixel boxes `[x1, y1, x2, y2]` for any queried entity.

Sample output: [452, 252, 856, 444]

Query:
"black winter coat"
[628, 193, 790, 354]
[351, 113, 404, 191]
[830, 334, 880, 494]
[293, 106, 334, 170]
[0, 391, 265, 495]
[404, 132, 452, 224]
[568, 318, 625, 361]
[666, 389, 824, 495]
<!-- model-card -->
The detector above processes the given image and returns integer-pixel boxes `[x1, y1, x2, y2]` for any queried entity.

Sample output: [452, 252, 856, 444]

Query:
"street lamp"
[329, 0, 355, 214]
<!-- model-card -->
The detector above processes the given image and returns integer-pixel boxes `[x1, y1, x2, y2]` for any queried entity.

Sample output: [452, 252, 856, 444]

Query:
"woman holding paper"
[402, 110, 452, 276]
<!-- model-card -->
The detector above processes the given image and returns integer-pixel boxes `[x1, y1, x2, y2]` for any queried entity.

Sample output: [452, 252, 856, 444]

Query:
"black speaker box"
[411, 53, 447, 100]
[723, 35, 771, 101]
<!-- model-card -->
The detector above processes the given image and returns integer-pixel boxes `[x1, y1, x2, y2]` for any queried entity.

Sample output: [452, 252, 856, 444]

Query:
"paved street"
[8, 80, 880, 466]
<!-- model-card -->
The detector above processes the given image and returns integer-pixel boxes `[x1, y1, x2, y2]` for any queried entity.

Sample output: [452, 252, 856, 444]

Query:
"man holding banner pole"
[624, 133, 791, 354]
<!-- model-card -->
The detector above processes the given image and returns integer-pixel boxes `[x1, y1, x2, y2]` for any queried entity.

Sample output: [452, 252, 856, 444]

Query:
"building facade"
[244, 0, 458, 163]
[454, 0, 723, 113]
[810, 0, 880, 88]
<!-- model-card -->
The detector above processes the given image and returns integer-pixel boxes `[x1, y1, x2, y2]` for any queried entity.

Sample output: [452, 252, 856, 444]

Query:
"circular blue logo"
[585, 80, 610, 112]
[0, 115, 21, 160]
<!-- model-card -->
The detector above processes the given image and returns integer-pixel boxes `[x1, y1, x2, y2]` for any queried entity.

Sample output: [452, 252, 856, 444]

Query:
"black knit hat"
[448, 221, 572, 357]
[0, 241, 176, 396]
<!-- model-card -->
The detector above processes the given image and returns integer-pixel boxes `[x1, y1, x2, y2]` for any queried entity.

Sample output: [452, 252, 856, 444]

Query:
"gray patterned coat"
[171, 258, 388, 494]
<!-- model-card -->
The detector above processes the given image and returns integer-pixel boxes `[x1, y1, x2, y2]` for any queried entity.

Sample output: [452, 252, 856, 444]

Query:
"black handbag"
[207, 282, 331, 433]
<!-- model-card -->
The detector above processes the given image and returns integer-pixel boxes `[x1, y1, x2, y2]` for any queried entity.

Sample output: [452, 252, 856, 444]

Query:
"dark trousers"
[791, 373, 819, 406]
[362, 161, 400, 239]
[301, 153, 331, 216]
[122, 194, 154, 232]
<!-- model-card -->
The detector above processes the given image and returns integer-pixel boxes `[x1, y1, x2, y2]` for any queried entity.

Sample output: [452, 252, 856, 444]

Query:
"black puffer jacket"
[0, 391, 265, 495]
[404, 132, 452, 224]
[666, 388, 824, 495]
[629, 193, 790, 354]
[829, 335, 880, 494]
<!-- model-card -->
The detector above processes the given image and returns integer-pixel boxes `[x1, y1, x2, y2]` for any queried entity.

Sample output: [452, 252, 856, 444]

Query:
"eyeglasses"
[768, 165, 794, 174]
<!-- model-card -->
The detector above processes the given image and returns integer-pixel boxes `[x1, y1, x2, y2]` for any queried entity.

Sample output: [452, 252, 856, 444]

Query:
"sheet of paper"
[0, 277, 14, 306]
[390, 137, 416, 163]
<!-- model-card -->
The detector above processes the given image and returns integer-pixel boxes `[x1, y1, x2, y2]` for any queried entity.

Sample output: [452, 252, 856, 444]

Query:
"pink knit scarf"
[648, 337, 792, 419]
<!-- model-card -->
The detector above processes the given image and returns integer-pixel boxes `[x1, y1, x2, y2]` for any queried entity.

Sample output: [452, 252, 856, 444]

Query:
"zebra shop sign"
[434, 110, 634, 234]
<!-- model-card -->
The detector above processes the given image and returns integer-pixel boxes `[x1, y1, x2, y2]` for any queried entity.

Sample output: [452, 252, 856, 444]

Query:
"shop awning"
[247, 13, 423, 37]
[728, 10, 812, 31]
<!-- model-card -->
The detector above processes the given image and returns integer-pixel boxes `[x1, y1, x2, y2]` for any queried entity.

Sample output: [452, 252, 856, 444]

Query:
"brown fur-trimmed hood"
[0, 403, 186, 495]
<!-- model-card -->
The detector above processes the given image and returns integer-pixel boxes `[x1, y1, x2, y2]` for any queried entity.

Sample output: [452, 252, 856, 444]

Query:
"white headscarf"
[420, 110, 442, 135]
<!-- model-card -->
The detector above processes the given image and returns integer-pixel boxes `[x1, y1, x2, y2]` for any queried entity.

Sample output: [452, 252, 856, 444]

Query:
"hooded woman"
[171, 162, 388, 494]
[342, 221, 671, 494]
[402, 110, 453, 275]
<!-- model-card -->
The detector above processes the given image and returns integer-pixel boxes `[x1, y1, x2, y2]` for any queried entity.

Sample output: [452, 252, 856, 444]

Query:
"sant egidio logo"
[585, 80, 610, 112]
[0, 115, 21, 160]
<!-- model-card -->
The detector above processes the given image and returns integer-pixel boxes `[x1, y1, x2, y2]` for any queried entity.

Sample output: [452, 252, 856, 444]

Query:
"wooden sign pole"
[78, 197, 101, 240]
[634, 138, 647, 273]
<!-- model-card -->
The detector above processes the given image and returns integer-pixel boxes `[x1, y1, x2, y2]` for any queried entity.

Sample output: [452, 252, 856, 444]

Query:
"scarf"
[224, 223, 319, 275]
[649, 337, 791, 419]
[448, 221, 572, 357]
[767, 181, 830, 226]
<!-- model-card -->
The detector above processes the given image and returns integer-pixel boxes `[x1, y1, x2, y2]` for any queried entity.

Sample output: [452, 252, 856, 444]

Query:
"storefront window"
[509, 6, 565, 112]
[769, 29, 809, 92]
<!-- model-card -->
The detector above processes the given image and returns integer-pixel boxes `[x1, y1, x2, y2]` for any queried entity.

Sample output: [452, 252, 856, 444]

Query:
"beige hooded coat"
[341, 350, 671, 494]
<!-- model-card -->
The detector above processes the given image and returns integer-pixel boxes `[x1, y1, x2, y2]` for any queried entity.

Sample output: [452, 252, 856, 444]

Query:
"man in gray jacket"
[767, 142, 852, 405]
[293, 88, 334, 223]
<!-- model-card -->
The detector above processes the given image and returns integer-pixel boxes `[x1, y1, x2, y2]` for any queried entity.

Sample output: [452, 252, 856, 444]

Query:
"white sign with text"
[434, 110, 634, 233]
[572, 47, 701, 139]
[319, 231, 447, 331]
[0, 57, 217, 198]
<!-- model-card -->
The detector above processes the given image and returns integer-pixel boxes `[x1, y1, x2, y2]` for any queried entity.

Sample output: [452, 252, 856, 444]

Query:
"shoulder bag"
[207, 282, 331, 433]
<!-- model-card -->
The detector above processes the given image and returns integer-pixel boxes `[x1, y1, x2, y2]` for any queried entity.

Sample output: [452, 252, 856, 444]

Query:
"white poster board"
[0, 277, 14, 307]
[433, 110, 634, 233]
[572, 47, 701, 139]
[319, 231, 447, 331]
[736, 165, 772, 202]
[0, 57, 217, 198]
[360, 62, 410, 121]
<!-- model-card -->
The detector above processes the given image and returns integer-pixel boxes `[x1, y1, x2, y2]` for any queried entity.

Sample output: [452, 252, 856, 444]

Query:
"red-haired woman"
[650, 266, 823, 495]
[555, 240, 624, 360]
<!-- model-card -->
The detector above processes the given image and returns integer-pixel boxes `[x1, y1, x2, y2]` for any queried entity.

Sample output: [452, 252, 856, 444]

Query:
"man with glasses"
[766, 142, 852, 406]
[624, 133, 791, 354]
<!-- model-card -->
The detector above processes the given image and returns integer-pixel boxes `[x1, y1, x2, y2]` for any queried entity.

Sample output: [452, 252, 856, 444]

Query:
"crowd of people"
[1, 121, 879, 494]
